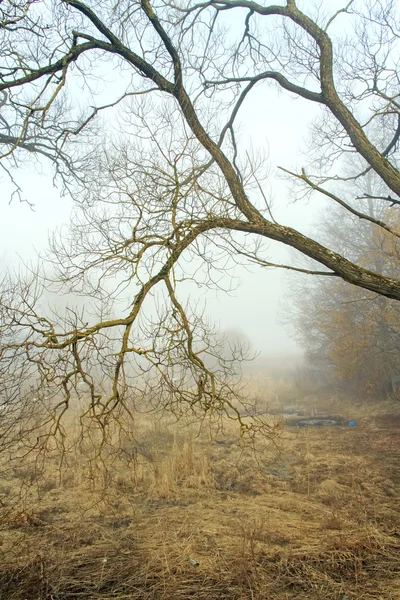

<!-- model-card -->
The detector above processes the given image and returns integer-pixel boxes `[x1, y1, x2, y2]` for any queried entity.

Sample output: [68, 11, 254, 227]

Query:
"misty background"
[0, 88, 325, 365]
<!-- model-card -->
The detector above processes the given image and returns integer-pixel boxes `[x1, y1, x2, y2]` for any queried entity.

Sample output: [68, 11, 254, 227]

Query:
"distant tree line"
[292, 189, 400, 397]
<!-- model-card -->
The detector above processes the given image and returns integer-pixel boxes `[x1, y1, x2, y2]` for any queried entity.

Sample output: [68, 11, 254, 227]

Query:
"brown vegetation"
[0, 393, 399, 600]
[292, 206, 400, 396]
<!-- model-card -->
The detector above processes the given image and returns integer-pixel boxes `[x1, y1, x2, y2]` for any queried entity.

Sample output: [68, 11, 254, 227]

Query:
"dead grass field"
[0, 391, 399, 600]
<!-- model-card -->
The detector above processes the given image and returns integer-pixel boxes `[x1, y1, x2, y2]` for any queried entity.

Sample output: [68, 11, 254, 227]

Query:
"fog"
[1, 2, 399, 595]
[1, 0, 365, 374]
[0, 86, 328, 361]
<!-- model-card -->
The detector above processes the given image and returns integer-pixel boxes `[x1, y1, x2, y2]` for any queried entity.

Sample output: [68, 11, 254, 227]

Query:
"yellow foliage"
[297, 208, 400, 395]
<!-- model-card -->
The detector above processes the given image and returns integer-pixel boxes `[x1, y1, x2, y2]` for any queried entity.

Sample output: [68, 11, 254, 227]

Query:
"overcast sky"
[0, 0, 348, 360]
[0, 94, 322, 358]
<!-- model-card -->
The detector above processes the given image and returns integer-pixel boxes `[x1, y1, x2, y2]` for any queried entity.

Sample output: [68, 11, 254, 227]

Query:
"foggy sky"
[0, 0, 348, 359]
[0, 90, 322, 357]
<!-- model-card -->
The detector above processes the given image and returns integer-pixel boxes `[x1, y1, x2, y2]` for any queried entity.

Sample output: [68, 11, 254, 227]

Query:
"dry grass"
[0, 392, 399, 600]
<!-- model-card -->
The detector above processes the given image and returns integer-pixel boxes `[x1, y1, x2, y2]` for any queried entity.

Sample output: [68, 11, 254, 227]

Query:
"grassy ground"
[0, 392, 399, 599]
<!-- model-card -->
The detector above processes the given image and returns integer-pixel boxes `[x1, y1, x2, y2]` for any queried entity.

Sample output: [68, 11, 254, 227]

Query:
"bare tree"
[0, 0, 399, 429]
